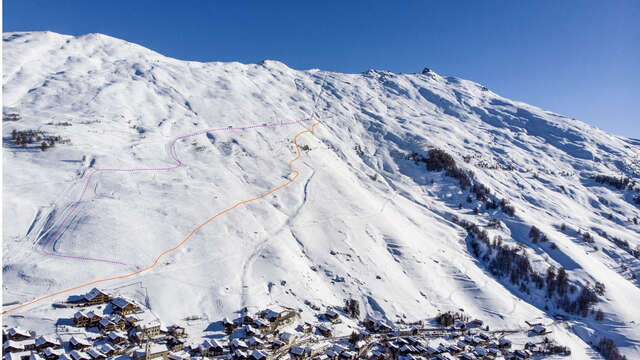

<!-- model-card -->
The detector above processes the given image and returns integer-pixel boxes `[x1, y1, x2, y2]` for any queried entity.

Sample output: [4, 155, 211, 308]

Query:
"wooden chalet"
[69, 336, 91, 351]
[86, 348, 106, 360]
[35, 336, 60, 350]
[69, 351, 90, 360]
[84, 288, 110, 306]
[316, 324, 332, 337]
[111, 298, 138, 315]
[7, 328, 31, 341]
[42, 348, 64, 360]
[73, 312, 90, 327]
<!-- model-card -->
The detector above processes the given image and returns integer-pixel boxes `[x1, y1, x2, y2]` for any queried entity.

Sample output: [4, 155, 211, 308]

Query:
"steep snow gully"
[2, 119, 321, 315]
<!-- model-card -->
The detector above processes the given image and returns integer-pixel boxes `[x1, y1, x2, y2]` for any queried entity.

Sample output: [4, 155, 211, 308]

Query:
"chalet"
[167, 338, 184, 352]
[200, 339, 224, 356]
[247, 337, 264, 349]
[168, 351, 191, 360]
[316, 325, 331, 337]
[57, 355, 72, 360]
[289, 346, 305, 359]
[74, 312, 90, 327]
[137, 321, 161, 338]
[498, 338, 512, 349]
[241, 314, 255, 325]
[339, 351, 355, 360]
[447, 345, 461, 354]
[532, 325, 547, 335]
[86, 348, 106, 360]
[234, 349, 248, 359]
[436, 354, 455, 360]
[223, 318, 236, 334]
[231, 339, 248, 351]
[460, 353, 475, 360]
[515, 349, 532, 358]
[368, 349, 385, 360]
[426, 346, 438, 355]
[259, 309, 280, 322]
[98, 343, 116, 357]
[111, 298, 138, 315]
[107, 331, 127, 344]
[35, 336, 60, 350]
[85, 312, 102, 326]
[127, 315, 142, 327]
[84, 288, 110, 306]
[7, 328, 31, 341]
[3, 341, 25, 353]
[69, 351, 90, 360]
[167, 325, 186, 338]
[325, 349, 339, 360]
[473, 347, 486, 357]
[98, 318, 116, 332]
[278, 332, 296, 345]
[271, 340, 285, 350]
[3, 352, 29, 360]
[437, 343, 448, 353]
[69, 336, 91, 350]
[242, 325, 258, 337]
[325, 310, 340, 324]
[469, 319, 483, 327]
[376, 323, 392, 333]
[42, 348, 64, 360]
[28, 353, 44, 360]
[487, 347, 499, 357]
[249, 350, 269, 360]
[253, 319, 269, 330]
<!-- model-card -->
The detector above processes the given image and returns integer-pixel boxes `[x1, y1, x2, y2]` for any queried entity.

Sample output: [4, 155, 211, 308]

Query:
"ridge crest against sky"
[3, 0, 638, 138]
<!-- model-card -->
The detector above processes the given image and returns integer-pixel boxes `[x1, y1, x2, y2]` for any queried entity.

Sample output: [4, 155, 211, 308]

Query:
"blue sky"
[4, 1, 639, 137]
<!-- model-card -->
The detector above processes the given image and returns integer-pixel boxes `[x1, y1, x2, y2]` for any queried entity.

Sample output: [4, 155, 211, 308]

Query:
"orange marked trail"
[2, 119, 321, 315]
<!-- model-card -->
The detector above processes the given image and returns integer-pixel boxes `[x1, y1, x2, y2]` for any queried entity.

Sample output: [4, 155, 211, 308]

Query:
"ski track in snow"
[39, 118, 314, 265]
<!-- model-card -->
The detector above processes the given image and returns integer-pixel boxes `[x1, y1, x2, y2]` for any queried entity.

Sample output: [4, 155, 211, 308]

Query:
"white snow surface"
[3, 31, 640, 357]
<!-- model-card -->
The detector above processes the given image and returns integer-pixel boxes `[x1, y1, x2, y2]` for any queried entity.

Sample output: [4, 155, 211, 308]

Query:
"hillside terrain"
[3, 31, 640, 358]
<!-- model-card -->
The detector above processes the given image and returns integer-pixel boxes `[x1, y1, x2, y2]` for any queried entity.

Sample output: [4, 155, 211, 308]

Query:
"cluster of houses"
[3, 288, 570, 360]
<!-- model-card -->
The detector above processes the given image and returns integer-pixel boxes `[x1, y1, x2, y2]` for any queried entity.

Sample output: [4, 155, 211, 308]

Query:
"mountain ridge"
[3, 31, 640, 358]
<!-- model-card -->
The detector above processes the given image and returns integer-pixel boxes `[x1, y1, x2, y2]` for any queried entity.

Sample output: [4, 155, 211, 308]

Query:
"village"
[3, 288, 572, 360]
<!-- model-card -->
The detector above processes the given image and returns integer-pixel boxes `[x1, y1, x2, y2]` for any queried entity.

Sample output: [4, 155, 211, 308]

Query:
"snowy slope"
[3, 31, 640, 357]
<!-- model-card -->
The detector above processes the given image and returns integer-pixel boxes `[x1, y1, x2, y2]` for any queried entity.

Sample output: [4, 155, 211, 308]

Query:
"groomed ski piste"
[3, 31, 640, 358]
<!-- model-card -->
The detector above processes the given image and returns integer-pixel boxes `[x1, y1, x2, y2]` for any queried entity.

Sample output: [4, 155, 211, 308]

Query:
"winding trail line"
[40, 118, 314, 265]
[3, 119, 320, 315]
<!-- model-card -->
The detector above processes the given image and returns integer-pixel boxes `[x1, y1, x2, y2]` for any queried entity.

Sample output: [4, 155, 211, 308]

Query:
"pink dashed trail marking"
[40, 118, 313, 266]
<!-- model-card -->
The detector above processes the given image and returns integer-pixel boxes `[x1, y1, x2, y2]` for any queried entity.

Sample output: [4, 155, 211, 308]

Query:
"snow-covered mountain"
[3, 31, 639, 357]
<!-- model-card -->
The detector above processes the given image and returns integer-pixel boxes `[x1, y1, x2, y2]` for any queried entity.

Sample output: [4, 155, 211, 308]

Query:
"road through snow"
[39, 118, 314, 265]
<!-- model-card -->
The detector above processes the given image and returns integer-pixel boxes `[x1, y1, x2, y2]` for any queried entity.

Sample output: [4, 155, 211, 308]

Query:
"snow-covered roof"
[58, 354, 72, 360]
[69, 336, 91, 347]
[36, 335, 60, 347]
[107, 331, 126, 340]
[84, 288, 108, 301]
[231, 338, 247, 348]
[43, 348, 65, 357]
[29, 353, 45, 360]
[111, 297, 134, 309]
[69, 350, 90, 360]
[85, 348, 105, 359]
[168, 351, 191, 360]
[3, 341, 25, 351]
[7, 328, 30, 338]
[290, 346, 305, 356]
[250, 349, 268, 360]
